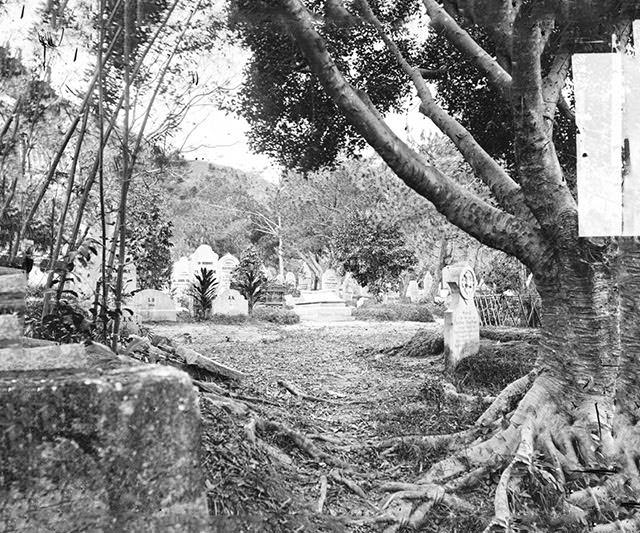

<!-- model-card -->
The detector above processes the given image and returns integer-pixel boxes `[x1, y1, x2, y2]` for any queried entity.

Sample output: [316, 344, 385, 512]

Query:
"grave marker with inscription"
[442, 263, 480, 370]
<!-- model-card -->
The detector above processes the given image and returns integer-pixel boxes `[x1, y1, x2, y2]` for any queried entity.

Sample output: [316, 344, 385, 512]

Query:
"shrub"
[24, 296, 93, 343]
[231, 247, 268, 314]
[188, 268, 218, 320]
[253, 306, 300, 325]
[352, 303, 434, 323]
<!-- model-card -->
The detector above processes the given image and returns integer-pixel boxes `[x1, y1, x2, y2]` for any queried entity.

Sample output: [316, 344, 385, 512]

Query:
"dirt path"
[151, 319, 491, 532]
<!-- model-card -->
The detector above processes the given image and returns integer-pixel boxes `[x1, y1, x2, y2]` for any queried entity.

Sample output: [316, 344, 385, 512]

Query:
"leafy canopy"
[334, 211, 417, 296]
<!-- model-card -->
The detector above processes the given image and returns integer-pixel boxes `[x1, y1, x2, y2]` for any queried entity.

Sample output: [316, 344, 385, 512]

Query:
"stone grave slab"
[442, 263, 480, 370]
[132, 289, 178, 322]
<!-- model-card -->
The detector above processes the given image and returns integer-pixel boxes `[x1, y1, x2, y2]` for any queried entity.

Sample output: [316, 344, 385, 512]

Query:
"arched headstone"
[212, 289, 248, 316]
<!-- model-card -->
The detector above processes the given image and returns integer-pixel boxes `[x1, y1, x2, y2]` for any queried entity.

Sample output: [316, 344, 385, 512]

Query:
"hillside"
[164, 160, 274, 259]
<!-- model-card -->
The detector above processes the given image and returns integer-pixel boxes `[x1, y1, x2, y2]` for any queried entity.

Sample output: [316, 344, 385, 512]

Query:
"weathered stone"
[0, 343, 87, 371]
[0, 365, 209, 532]
[442, 263, 480, 370]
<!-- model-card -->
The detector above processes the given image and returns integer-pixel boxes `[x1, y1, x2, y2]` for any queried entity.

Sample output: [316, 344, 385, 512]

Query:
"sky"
[0, 0, 437, 183]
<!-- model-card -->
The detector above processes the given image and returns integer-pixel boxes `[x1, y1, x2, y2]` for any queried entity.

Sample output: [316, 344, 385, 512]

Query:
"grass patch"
[353, 303, 434, 322]
[253, 306, 300, 325]
[454, 340, 537, 396]
[210, 313, 250, 325]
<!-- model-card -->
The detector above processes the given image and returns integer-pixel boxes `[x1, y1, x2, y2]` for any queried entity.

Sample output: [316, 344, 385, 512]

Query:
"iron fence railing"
[474, 293, 541, 328]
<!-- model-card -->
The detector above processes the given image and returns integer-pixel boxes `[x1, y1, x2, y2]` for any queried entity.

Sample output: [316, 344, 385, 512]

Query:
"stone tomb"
[132, 289, 178, 322]
[442, 263, 480, 370]
[211, 288, 248, 316]
[0, 268, 208, 532]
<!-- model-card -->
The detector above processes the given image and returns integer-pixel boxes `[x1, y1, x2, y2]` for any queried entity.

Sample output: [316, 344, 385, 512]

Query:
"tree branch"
[281, 0, 550, 269]
[511, 8, 576, 236]
[542, 52, 570, 120]
[421, 0, 512, 101]
[358, 0, 535, 224]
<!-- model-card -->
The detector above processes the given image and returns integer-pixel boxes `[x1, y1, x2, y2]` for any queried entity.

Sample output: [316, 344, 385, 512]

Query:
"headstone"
[132, 289, 178, 322]
[423, 272, 434, 294]
[285, 271, 297, 286]
[171, 256, 192, 297]
[217, 253, 239, 291]
[211, 288, 248, 316]
[405, 280, 421, 303]
[299, 264, 313, 290]
[442, 263, 479, 370]
[321, 269, 339, 292]
[190, 244, 218, 276]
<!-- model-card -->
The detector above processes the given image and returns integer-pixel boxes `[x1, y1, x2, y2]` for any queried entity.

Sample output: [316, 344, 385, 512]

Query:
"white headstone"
[131, 289, 177, 322]
[190, 245, 218, 275]
[423, 272, 434, 294]
[171, 256, 192, 297]
[321, 269, 339, 292]
[405, 280, 420, 303]
[217, 253, 239, 290]
[442, 263, 479, 369]
[211, 288, 248, 316]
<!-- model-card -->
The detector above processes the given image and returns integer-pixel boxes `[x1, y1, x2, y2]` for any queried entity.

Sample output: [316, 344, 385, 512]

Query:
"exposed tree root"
[254, 417, 351, 469]
[371, 374, 640, 531]
[476, 371, 536, 427]
[277, 379, 344, 404]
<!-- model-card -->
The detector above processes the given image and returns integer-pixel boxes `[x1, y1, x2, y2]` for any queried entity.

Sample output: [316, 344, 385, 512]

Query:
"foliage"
[229, 0, 416, 170]
[24, 296, 93, 344]
[477, 252, 528, 294]
[188, 268, 218, 319]
[126, 182, 174, 290]
[334, 212, 417, 297]
[253, 306, 300, 325]
[231, 247, 268, 314]
[210, 313, 250, 325]
[352, 303, 434, 323]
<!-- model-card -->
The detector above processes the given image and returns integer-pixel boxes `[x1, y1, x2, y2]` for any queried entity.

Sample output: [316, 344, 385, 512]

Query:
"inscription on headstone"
[442, 263, 479, 370]
[321, 269, 339, 292]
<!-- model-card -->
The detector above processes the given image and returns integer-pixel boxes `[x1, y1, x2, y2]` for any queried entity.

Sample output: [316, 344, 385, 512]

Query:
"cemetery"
[2, 2, 640, 533]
